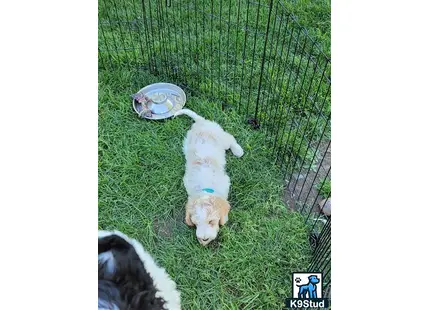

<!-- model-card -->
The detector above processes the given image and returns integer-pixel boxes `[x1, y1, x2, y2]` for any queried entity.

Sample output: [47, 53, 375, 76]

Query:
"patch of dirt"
[153, 219, 174, 238]
[283, 141, 331, 300]
[284, 141, 331, 217]
[153, 209, 185, 239]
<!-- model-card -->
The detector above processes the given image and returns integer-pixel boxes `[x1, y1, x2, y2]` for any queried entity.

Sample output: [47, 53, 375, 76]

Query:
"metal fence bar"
[253, 0, 274, 119]
[244, 0, 263, 116]
[238, 0, 252, 114]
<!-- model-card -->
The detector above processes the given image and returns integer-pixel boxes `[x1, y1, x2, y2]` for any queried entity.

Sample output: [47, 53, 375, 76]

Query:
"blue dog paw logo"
[296, 275, 320, 298]
[292, 273, 322, 299]
[285, 272, 329, 308]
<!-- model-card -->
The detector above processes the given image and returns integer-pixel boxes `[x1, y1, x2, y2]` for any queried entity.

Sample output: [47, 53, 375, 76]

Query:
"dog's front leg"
[310, 289, 316, 298]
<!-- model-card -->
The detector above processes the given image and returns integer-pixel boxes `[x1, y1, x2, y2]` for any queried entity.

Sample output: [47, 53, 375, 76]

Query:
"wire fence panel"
[99, 0, 331, 302]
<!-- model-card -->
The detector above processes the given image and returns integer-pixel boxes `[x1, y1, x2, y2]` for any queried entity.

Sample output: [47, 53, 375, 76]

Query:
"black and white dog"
[98, 230, 181, 310]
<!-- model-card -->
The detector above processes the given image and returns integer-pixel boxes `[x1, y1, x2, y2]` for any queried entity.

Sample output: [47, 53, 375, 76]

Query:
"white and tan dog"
[174, 109, 244, 246]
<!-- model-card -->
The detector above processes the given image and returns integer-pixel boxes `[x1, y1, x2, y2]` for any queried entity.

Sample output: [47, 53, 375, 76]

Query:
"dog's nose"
[198, 238, 209, 244]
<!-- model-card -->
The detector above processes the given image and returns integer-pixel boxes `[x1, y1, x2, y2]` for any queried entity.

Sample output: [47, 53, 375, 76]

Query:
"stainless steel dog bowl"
[132, 83, 186, 120]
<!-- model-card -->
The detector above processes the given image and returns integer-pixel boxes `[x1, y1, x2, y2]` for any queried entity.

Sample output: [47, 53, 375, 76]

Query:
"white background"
[0, 1, 429, 309]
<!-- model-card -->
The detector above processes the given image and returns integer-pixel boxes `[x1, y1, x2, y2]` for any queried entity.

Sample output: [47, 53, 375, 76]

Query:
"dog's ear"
[185, 209, 194, 226]
[185, 199, 195, 226]
[213, 197, 231, 226]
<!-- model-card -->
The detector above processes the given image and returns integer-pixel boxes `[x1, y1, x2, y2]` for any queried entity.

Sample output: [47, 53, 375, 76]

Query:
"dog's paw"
[232, 145, 244, 158]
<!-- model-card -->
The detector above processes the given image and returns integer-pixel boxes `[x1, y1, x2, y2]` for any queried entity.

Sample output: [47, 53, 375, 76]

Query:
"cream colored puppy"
[174, 109, 244, 246]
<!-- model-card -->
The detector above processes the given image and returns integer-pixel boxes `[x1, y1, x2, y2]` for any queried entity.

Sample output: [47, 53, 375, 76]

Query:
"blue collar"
[201, 188, 215, 193]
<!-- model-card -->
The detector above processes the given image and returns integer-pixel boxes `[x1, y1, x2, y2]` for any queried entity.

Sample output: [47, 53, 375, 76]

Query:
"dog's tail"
[173, 109, 205, 122]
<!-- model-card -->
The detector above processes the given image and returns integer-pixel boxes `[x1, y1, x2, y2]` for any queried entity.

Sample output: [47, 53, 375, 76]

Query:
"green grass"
[281, 0, 330, 56]
[316, 179, 331, 199]
[99, 69, 312, 309]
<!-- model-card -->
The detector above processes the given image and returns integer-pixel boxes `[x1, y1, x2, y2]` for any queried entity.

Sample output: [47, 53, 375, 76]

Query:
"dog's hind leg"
[225, 132, 244, 157]
[297, 287, 305, 299]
